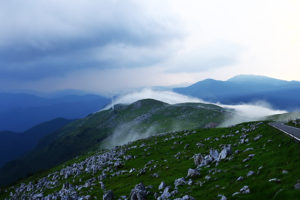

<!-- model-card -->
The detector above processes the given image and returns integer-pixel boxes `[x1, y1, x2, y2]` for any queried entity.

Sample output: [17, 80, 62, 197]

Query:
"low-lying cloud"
[100, 89, 286, 147]
[218, 102, 286, 127]
[101, 121, 158, 148]
[102, 88, 204, 110]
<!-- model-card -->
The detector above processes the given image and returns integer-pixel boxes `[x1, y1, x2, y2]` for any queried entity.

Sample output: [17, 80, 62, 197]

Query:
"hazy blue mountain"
[0, 118, 73, 167]
[174, 75, 300, 110]
[0, 93, 110, 132]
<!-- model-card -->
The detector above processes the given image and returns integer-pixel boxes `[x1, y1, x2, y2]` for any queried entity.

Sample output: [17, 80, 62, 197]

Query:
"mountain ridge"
[174, 75, 300, 111]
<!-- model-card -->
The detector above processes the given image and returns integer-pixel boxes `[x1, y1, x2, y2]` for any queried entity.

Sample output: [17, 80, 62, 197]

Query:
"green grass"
[286, 121, 300, 128]
[1, 121, 300, 199]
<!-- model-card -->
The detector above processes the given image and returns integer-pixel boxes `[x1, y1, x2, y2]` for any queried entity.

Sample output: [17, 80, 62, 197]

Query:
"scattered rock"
[187, 168, 200, 177]
[182, 195, 195, 200]
[232, 192, 240, 196]
[174, 178, 186, 188]
[103, 190, 114, 200]
[294, 183, 300, 190]
[158, 181, 166, 190]
[236, 176, 244, 182]
[240, 185, 250, 194]
[152, 173, 159, 178]
[253, 135, 262, 141]
[218, 145, 232, 160]
[269, 178, 281, 183]
[129, 183, 148, 200]
[210, 149, 220, 161]
[158, 187, 172, 200]
[282, 170, 288, 174]
[218, 194, 227, 200]
[174, 195, 195, 200]
[193, 154, 203, 166]
[243, 147, 253, 152]
[196, 143, 204, 148]
[247, 171, 255, 177]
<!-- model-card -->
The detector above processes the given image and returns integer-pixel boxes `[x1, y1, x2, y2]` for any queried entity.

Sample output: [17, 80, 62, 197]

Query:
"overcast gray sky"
[1, 0, 299, 94]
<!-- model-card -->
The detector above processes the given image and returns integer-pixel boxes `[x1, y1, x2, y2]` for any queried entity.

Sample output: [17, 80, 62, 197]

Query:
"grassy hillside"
[1, 121, 299, 199]
[266, 112, 300, 122]
[0, 99, 228, 186]
[286, 120, 300, 128]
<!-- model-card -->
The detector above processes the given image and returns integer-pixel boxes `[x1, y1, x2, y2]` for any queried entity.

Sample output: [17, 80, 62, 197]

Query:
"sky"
[1, 0, 300, 94]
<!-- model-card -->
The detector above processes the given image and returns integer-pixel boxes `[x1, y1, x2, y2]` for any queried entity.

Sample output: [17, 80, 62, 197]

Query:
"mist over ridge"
[102, 88, 286, 128]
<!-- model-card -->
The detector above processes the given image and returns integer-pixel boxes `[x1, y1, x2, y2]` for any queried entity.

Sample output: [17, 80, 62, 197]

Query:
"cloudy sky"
[1, 0, 300, 94]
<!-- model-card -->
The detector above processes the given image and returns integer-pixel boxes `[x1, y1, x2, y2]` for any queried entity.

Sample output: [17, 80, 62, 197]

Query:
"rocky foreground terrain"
[1, 122, 300, 199]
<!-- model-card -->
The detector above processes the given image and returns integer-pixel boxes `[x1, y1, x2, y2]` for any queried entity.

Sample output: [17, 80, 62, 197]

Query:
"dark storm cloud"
[0, 0, 180, 80]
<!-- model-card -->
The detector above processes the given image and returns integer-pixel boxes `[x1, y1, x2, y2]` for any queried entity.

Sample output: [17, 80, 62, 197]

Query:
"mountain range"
[0, 92, 109, 132]
[174, 75, 300, 111]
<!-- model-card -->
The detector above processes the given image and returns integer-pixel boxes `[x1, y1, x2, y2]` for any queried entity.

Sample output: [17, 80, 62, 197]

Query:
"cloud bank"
[104, 89, 286, 124]
[102, 88, 204, 110]
[101, 89, 286, 147]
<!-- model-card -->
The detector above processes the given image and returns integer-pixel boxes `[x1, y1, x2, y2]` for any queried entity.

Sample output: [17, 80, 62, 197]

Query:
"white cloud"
[102, 89, 286, 126]
[102, 88, 204, 110]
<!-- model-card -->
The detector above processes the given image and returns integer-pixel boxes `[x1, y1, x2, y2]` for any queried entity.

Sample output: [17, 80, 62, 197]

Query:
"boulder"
[240, 185, 250, 194]
[218, 194, 227, 200]
[130, 183, 148, 200]
[187, 169, 200, 178]
[247, 171, 254, 177]
[174, 178, 186, 188]
[209, 149, 219, 161]
[236, 176, 244, 182]
[218, 145, 232, 160]
[193, 154, 203, 166]
[253, 135, 262, 141]
[269, 178, 281, 183]
[294, 183, 300, 190]
[159, 187, 172, 200]
[158, 181, 166, 190]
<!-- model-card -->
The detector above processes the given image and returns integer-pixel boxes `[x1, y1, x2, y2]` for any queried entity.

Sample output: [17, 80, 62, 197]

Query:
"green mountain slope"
[1, 122, 299, 199]
[0, 99, 228, 186]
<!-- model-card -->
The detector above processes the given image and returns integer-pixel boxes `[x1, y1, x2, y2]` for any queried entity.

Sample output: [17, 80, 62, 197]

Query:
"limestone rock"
[103, 190, 114, 200]
[187, 168, 200, 178]
[240, 185, 250, 194]
[130, 183, 148, 200]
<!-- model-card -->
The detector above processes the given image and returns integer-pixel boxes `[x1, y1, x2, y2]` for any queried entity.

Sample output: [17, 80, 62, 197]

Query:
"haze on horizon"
[1, 0, 300, 94]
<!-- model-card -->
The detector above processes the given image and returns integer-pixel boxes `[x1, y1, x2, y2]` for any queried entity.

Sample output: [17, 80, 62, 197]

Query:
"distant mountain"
[174, 75, 300, 111]
[0, 118, 73, 167]
[0, 93, 110, 132]
[0, 99, 229, 186]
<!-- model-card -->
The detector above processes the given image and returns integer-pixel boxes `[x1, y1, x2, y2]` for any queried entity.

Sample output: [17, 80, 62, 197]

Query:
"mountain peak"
[227, 74, 287, 85]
